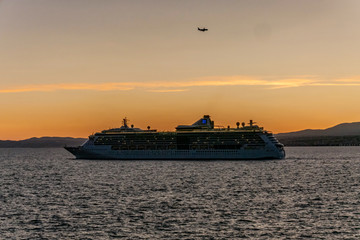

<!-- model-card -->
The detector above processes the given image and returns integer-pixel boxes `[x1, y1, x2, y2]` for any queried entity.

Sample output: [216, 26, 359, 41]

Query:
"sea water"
[0, 147, 359, 239]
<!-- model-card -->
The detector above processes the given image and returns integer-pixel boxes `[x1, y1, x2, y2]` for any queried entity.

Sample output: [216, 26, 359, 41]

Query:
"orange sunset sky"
[1, 0, 360, 140]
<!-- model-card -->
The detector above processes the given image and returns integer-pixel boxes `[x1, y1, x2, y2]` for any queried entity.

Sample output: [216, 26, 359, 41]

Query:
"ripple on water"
[0, 147, 359, 239]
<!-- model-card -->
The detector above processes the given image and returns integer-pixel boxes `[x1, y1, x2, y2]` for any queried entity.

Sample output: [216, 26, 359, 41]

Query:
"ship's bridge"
[100, 117, 145, 134]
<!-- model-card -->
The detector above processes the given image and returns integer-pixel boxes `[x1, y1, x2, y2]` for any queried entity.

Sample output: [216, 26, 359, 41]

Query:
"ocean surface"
[0, 147, 359, 239]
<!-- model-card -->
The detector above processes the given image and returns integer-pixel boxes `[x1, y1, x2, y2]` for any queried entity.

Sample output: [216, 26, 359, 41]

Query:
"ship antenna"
[123, 117, 129, 127]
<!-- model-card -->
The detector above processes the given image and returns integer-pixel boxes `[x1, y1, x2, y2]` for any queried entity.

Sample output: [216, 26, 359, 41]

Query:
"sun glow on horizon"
[1, 1, 360, 140]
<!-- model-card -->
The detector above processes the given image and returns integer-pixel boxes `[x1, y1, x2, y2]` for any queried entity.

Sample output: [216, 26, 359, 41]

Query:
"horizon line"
[2, 120, 360, 141]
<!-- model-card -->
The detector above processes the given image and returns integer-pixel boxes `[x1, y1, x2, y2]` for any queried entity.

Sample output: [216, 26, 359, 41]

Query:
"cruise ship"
[65, 115, 285, 160]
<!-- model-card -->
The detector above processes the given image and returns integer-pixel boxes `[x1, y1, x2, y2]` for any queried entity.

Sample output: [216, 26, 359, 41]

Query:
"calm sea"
[0, 147, 359, 239]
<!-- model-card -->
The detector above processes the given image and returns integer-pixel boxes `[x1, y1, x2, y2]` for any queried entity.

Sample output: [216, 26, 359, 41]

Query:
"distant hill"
[276, 122, 360, 138]
[276, 122, 360, 146]
[0, 137, 86, 148]
[2, 122, 360, 147]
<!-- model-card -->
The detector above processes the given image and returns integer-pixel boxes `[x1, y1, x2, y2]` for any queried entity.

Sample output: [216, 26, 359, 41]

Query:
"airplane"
[198, 27, 208, 32]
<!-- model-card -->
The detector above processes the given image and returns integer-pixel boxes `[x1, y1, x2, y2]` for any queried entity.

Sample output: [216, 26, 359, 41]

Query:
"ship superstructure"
[65, 115, 285, 160]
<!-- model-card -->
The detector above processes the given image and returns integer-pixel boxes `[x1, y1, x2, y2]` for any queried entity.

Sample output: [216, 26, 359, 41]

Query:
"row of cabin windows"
[110, 143, 264, 150]
[96, 140, 265, 146]
[95, 136, 264, 145]
[96, 132, 263, 140]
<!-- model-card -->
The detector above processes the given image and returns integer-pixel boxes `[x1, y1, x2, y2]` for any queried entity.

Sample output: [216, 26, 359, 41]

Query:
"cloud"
[333, 77, 360, 83]
[0, 83, 134, 93]
[147, 89, 188, 93]
[1, 75, 360, 93]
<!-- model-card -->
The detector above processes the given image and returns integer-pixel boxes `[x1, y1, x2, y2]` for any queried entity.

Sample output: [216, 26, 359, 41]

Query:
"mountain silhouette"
[0, 137, 86, 148]
[276, 122, 360, 138]
[1, 122, 360, 147]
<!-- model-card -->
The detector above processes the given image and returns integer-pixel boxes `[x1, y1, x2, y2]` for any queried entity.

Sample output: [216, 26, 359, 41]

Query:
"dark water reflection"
[0, 147, 359, 239]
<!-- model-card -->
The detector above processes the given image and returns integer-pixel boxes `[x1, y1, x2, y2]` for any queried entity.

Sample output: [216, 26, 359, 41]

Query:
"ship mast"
[123, 117, 129, 128]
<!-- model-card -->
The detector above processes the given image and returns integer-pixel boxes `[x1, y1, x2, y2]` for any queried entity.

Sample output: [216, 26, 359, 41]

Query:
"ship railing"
[97, 128, 266, 135]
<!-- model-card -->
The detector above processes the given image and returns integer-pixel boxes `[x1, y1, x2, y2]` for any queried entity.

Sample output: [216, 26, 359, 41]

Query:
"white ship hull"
[65, 144, 285, 160]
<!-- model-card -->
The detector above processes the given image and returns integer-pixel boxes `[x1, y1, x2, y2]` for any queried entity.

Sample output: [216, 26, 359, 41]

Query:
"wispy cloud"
[1, 76, 360, 93]
[333, 77, 360, 83]
[147, 89, 188, 93]
[0, 83, 134, 93]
